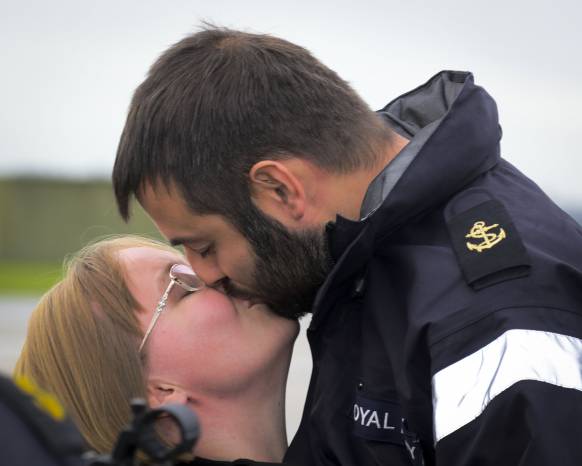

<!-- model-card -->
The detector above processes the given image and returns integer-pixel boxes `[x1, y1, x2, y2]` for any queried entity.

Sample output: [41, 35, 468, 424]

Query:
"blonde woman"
[15, 236, 299, 465]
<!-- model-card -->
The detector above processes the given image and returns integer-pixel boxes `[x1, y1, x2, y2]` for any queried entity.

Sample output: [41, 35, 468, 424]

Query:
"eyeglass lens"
[169, 264, 205, 291]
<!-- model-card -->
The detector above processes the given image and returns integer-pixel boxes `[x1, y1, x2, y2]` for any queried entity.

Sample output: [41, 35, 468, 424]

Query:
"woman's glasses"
[139, 264, 205, 352]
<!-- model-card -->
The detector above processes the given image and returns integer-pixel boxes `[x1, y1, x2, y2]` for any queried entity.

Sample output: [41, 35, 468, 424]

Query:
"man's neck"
[327, 131, 409, 221]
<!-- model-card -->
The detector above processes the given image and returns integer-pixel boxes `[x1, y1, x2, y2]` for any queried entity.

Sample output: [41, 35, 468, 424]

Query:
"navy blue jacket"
[285, 71, 582, 466]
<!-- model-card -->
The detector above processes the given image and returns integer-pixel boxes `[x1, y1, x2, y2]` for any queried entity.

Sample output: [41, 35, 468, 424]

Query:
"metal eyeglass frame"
[138, 264, 205, 353]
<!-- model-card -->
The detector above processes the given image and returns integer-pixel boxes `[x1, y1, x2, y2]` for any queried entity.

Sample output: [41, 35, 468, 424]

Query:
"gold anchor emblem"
[466, 221, 506, 252]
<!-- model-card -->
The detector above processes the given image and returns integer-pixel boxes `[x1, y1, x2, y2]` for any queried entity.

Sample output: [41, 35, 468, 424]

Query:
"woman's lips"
[233, 298, 256, 312]
[242, 298, 264, 309]
[233, 298, 267, 314]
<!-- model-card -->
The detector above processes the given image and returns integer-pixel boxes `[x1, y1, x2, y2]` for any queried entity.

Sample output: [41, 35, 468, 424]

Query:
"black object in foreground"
[87, 399, 200, 466]
[0, 373, 200, 466]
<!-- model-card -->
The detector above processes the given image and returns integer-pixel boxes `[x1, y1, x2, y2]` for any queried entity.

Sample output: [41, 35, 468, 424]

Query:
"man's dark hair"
[113, 25, 391, 225]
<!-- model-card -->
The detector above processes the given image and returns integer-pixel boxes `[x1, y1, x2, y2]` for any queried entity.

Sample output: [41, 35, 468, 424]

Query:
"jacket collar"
[365, 70, 501, 236]
[312, 71, 502, 328]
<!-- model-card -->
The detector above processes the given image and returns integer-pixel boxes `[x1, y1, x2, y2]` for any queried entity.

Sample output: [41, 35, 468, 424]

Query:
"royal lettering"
[366, 411, 380, 428]
[383, 412, 396, 430]
[352, 394, 422, 458]
[353, 403, 398, 430]
[359, 407, 371, 424]
[404, 439, 416, 460]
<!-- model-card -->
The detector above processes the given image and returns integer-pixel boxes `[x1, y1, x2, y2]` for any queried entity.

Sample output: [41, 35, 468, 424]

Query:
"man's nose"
[184, 249, 225, 287]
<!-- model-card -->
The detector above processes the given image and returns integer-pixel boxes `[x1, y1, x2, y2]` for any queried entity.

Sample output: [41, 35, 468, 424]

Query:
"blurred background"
[1, 0, 581, 438]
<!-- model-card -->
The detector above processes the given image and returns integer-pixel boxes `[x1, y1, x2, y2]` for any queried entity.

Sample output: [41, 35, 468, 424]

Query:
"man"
[113, 26, 582, 465]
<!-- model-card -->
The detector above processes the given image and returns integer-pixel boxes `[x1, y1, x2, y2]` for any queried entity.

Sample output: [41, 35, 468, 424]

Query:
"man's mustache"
[215, 278, 263, 302]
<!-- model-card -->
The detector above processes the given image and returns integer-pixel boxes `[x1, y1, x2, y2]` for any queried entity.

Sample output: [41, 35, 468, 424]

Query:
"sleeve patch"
[445, 196, 530, 289]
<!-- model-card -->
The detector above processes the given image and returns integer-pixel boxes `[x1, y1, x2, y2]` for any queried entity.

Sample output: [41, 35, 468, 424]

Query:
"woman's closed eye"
[177, 288, 195, 300]
[167, 286, 195, 303]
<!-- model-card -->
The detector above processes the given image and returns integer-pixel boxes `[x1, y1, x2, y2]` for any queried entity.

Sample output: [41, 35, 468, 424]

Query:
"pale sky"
[1, 0, 580, 207]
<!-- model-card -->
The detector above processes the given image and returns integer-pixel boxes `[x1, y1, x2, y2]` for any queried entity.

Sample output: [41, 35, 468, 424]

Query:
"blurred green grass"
[0, 262, 63, 295]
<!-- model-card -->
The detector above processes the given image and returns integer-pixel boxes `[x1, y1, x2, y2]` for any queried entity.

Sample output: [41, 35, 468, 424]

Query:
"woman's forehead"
[116, 247, 183, 317]
[118, 247, 185, 286]
[120, 245, 183, 261]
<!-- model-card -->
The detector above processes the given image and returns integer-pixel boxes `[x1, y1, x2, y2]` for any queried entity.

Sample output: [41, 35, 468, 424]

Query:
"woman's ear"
[249, 160, 306, 224]
[147, 381, 189, 407]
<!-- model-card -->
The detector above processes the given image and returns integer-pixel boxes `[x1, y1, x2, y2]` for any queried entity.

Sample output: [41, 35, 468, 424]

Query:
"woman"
[15, 236, 298, 465]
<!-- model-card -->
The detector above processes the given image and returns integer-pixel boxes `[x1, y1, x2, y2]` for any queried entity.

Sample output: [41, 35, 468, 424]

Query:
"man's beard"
[225, 204, 333, 320]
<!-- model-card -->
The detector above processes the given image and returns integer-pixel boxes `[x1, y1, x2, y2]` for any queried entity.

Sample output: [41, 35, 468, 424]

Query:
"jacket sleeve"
[430, 325, 582, 465]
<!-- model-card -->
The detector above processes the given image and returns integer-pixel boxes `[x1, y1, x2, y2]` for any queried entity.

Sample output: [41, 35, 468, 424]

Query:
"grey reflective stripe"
[432, 328, 582, 444]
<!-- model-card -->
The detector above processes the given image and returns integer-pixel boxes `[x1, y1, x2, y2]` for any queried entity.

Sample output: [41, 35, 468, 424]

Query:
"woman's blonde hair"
[14, 235, 178, 453]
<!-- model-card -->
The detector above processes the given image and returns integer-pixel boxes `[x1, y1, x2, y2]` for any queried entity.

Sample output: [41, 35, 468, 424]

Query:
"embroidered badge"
[465, 221, 506, 252]
[445, 195, 530, 289]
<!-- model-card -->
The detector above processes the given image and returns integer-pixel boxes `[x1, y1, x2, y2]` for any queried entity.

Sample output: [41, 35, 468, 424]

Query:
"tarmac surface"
[0, 296, 312, 439]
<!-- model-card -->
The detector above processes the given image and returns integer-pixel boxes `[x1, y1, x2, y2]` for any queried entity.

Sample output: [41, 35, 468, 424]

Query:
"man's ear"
[147, 381, 189, 408]
[249, 160, 306, 223]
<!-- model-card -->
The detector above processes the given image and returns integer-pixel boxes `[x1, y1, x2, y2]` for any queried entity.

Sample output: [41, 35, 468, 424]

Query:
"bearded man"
[113, 26, 582, 466]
